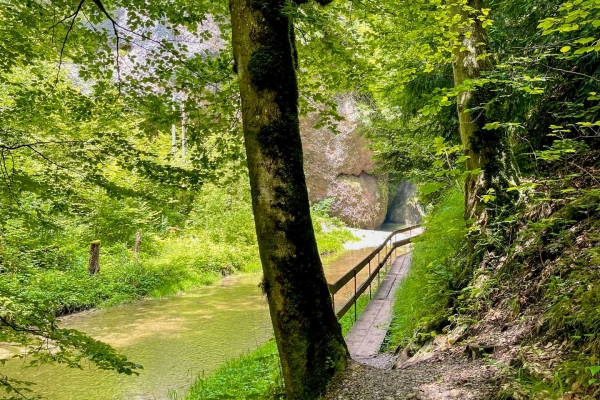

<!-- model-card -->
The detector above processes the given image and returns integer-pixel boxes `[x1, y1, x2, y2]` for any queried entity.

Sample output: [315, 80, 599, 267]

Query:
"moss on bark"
[229, 0, 348, 398]
[451, 0, 517, 229]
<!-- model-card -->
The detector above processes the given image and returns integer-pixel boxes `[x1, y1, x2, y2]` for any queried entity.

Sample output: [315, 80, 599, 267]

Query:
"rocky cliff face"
[386, 182, 425, 226]
[300, 95, 388, 230]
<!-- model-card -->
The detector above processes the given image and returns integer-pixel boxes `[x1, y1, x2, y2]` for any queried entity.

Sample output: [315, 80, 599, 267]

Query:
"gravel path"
[324, 349, 501, 400]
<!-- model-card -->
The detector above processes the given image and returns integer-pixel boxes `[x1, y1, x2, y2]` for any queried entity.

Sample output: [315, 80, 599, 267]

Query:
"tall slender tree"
[228, 0, 348, 398]
[450, 0, 515, 228]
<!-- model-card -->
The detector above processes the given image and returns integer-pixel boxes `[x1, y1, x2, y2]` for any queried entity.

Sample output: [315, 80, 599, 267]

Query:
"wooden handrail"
[328, 225, 422, 320]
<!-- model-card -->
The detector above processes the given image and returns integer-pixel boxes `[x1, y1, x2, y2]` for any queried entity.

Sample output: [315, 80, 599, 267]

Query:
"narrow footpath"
[345, 253, 412, 368]
[325, 250, 501, 400]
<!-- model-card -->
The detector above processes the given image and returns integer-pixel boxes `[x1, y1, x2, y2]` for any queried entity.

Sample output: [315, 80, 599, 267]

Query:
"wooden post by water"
[133, 231, 142, 258]
[88, 240, 100, 275]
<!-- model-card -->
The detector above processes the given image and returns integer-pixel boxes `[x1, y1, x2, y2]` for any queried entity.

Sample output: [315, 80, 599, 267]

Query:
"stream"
[2, 247, 380, 400]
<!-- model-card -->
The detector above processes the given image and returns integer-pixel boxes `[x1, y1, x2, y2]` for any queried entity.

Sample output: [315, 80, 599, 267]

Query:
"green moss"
[248, 47, 287, 92]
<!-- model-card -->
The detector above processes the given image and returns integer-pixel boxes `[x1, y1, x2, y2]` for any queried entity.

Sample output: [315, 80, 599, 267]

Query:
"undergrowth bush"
[0, 180, 351, 316]
[490, 190, 600, 399]
[387, 188, 467, 348]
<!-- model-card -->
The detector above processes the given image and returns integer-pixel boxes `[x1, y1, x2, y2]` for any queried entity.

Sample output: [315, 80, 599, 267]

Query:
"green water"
[2, 274, 272, 400]
[2, 250, 374, 400]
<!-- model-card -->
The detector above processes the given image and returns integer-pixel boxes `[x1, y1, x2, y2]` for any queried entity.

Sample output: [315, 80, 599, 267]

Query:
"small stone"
[406, 394, 417, 399]
[450, 389, 461, 398]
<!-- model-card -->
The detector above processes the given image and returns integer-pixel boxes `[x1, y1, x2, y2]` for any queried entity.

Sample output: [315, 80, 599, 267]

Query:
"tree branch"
[90, 0, 122, 92]
[545, 65, 600, 84]
[55, 0, 87, 85]
[0, 140, 85, 151]
[89, 0, 224, 89]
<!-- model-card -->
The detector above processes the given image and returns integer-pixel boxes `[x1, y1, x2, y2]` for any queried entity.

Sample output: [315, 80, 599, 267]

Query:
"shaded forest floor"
[324, 353, 499, 400]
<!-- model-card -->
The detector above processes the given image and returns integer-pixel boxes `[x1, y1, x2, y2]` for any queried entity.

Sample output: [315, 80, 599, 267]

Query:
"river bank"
[2, 226, 383, 400]
[3, 273, 273, 400]
[181, 227, 412, 400]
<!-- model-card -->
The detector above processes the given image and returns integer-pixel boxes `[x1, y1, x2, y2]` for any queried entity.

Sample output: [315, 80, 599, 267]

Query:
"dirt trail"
[324, 349, 500, 400]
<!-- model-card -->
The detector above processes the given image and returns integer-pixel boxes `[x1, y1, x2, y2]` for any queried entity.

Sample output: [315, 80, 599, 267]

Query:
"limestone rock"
[301, 95, 388, 229]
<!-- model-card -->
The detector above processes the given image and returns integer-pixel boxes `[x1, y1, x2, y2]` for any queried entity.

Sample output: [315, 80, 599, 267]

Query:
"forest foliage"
[1, 0, 600, 398]
[0, 2, 351, 391]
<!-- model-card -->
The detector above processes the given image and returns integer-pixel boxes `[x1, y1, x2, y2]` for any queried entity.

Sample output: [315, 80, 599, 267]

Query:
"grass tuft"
[180, 340, 284, 400]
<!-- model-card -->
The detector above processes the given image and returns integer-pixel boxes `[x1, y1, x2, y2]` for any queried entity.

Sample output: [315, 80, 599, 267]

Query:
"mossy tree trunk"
[451, 0, 515, 228]
[229, 0, 348, 398]
[88, 240, 100, 275]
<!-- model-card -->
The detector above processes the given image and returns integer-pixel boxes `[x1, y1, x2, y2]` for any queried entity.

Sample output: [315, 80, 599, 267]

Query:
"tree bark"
[171, 123, 177, 158]
[229, 0, 348, 398]
[451, 0, 514, 227]
[88, 240, 100, 275]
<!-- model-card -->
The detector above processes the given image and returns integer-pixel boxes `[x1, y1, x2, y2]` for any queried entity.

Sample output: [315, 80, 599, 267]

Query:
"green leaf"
[483, 122, 501, 130]
[420, 182, 446, 196]
[574, 37, 596, 44]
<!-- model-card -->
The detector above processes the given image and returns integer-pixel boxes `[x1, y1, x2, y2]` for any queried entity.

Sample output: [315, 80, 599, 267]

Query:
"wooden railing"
[328, 225, 422, 320]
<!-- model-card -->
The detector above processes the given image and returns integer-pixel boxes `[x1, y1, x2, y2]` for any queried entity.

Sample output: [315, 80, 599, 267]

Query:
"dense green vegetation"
[2, 0, 600, 398]
[352, 0, 600, 397]
[0, 178, 350, 316]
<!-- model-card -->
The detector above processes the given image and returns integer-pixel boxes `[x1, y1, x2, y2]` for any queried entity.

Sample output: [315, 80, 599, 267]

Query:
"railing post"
[368, 259, 372, 299]
[354, 269, 357, 321]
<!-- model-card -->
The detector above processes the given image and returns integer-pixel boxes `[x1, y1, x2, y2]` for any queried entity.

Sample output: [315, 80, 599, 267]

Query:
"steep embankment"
[326, 183, 600, 399]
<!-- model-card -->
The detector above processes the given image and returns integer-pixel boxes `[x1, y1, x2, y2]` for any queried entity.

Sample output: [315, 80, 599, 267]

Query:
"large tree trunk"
[229, 0, 348, 399]
[451, 0, 514, 228]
